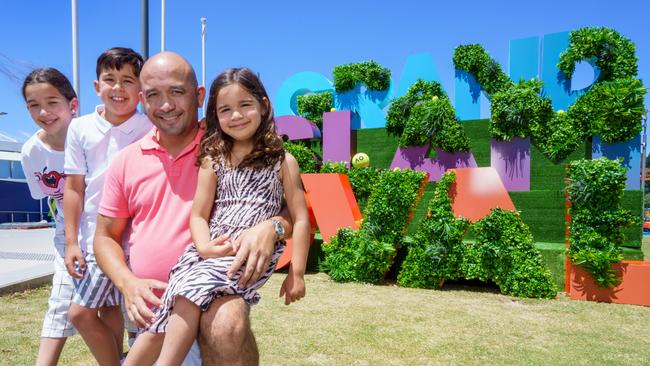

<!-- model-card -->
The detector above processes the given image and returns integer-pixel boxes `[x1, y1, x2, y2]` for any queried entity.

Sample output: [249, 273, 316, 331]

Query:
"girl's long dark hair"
[22, 68, 77, 102]
[199, 67, 284, 169]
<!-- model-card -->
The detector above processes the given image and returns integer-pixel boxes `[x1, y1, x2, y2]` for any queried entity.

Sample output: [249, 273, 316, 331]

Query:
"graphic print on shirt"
[34, 166, 66, 206]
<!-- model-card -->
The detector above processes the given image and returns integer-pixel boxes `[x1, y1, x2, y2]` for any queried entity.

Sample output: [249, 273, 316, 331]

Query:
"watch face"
[272, 219, 284, 240]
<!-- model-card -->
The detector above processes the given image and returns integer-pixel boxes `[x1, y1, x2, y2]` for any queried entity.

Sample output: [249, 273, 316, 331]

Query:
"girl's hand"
[64, 244, 85, 279]
[197, 234, 234, 258]
[279, 271, 306, 305]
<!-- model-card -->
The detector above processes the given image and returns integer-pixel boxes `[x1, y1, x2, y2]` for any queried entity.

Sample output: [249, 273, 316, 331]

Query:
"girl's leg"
[35, 337, 66, 366]
[99, 305, 125, 356]
[122, 332, 164, 366]
[156, 297, 201, 366]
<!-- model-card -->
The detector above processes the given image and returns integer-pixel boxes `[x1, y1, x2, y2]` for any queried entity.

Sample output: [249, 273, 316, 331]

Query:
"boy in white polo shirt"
[63, 47, 151, 365]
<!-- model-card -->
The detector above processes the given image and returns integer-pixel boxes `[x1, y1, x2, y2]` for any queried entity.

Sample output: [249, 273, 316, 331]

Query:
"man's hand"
[228, 221, 276, 287]
[64, 244, 86, 279]
[122, 277, 167, 328]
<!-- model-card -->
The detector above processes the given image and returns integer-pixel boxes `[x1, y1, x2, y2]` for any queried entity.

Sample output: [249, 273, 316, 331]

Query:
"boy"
[63, 47, 151, 365]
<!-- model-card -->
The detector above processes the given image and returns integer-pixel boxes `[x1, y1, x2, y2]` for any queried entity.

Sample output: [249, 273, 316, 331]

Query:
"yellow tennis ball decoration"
[330, 107, 337, 112]
[351, 153, 370, 168]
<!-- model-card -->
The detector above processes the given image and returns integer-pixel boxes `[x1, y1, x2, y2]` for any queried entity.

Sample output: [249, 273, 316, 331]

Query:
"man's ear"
[93, 80, 100, 95]
[197, 85, 207, 108]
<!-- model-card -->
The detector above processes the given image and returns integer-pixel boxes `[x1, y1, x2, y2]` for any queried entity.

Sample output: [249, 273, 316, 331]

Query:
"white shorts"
[41, 245, 76, 338]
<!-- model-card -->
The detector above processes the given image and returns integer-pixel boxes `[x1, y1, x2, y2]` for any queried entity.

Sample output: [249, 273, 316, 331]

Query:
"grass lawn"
[2, 273, 650, 365]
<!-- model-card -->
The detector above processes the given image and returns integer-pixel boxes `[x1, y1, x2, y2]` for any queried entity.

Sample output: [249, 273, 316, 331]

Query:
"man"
[94, 51, 290, 365]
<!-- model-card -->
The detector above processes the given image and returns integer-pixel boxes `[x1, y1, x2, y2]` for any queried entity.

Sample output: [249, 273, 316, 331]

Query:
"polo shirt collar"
[140, 124, 205, 157]
[94, 105, 145, 135]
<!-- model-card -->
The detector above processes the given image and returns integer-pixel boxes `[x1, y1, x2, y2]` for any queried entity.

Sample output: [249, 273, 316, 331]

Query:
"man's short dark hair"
[96, 47, 145, 79]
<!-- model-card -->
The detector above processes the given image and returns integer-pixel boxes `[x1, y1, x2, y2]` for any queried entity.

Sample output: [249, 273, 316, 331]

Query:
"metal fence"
[0, 210, 47, 223]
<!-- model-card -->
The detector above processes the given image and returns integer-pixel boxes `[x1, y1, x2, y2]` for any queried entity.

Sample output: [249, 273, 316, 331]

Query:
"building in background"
[0, 135, 48, 223]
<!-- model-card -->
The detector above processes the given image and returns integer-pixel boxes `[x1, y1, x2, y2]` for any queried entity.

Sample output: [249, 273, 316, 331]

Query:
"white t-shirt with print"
[64, 105, 151, 254]
[21, 131, 67, 247]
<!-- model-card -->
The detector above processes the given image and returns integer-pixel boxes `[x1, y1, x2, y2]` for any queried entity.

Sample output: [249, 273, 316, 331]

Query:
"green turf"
[621, 190, 643, 248]
[510, 190, 566, 243]
[529, 141, 589, 191]
[461, 118, 491, 167]
[405, 182, 436, 234]
[355, 128, 399, 169]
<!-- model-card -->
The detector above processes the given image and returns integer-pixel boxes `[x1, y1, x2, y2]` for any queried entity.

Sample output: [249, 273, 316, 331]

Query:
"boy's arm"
[95, 214, 166, 328]
[63, 174, 86, 278]
[190, 158, 233, 258]
[62, 121, 87, 277]
[279, 153, 310, 304]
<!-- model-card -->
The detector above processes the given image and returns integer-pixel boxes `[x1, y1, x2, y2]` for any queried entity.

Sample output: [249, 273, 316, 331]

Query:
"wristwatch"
[270, 218, 285, 241]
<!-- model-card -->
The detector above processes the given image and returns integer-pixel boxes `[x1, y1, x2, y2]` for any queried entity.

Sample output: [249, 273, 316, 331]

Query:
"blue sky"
[0, 0, 648, 142]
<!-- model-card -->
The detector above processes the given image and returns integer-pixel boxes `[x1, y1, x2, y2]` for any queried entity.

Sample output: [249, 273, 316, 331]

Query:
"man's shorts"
[72, 254, 122, 308]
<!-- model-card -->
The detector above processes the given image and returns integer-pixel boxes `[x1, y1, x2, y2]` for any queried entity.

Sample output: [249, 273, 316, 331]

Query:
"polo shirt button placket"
[170, 160, 181, 177]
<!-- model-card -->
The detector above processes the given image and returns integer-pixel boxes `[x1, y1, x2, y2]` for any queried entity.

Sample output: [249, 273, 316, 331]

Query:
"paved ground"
[0, 228, 55, 293]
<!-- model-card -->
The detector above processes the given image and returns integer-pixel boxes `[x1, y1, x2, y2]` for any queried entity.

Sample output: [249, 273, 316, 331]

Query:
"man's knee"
[200, 296, 250, 344]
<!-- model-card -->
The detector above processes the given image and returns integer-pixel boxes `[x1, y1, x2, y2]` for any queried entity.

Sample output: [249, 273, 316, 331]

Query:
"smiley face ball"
[352, 153, 370, 168]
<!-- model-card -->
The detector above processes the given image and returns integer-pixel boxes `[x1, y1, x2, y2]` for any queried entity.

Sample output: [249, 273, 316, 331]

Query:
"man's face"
[139, 64, 204, 137]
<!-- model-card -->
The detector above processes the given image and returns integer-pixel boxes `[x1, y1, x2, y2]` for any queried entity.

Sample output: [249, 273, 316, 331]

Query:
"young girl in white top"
[20, 67, 79, 366]
[124, 67, 311, 366]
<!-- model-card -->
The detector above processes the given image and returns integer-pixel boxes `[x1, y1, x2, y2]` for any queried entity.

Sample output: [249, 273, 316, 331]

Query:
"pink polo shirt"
[98, 126, 204, 283]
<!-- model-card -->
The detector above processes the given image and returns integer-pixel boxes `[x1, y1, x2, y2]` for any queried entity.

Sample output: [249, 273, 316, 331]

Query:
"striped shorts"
[71, 254, 121, 308]
[148, 242, 285, 333]
[41, 245, 77, 338]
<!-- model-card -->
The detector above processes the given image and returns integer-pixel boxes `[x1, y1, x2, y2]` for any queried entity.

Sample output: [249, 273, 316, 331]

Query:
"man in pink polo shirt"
[94, 52, 290, 365]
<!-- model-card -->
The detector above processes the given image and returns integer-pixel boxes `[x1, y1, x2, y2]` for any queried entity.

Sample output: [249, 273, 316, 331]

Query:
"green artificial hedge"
[297, 92, 333, 128]
[284, 141, 318, 173]
[385, 80, 471, 152]
[566, 158, 638, 287]
[557, 26, 639, 83]
[398, 172, 557, 298]
[468, 208, 557, 299]
[490, 79, 554, 142]
[332, 61, 391, 93]
[321, 169, 427, 283]
[320, 162, 380, 211]
[453, 27, 646, 163]
[452, 44, 511, 95]
[398, 171, 469, 288]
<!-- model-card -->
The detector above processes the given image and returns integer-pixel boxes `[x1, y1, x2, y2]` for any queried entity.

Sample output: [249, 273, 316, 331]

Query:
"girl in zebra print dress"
[124, 67, 311, 366]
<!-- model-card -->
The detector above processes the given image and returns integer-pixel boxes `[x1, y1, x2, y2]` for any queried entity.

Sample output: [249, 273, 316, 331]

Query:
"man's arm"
[94, 214, 166, 328]
[228, 205, 293, 287]
[63, 174, 86, 278]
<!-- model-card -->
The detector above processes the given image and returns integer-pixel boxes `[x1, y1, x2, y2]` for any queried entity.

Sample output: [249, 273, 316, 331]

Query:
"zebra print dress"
[149, 159, 285, 333]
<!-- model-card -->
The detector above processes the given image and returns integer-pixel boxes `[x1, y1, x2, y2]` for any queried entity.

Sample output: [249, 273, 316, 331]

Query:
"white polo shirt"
[64, 105, 151, 254]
